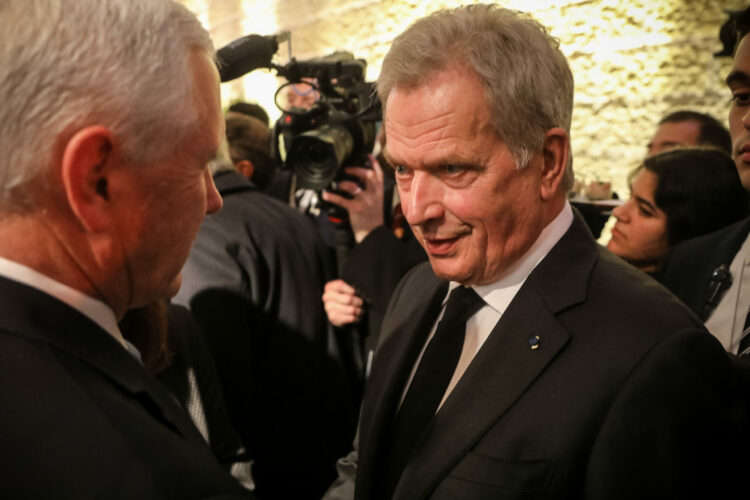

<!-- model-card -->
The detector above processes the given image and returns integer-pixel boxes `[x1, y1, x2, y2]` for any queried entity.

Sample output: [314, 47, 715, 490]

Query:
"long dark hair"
[638, 148, 748, 247]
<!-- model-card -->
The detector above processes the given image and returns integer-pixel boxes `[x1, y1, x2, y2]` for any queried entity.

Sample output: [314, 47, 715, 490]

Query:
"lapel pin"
[529, 336, 540, 350]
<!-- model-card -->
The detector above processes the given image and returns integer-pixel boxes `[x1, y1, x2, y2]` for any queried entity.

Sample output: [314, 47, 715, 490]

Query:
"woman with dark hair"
[607, 147, 749, 274]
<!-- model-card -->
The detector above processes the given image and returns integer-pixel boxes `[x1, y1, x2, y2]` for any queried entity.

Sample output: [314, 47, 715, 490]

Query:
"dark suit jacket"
[659, 216, 750, 320]
[174, 171, 357, 499]
[340, 224, 426, 386]
[156, 305, 252, 483]
[326, 214, 746, 499]
[0, 277, 251, 499]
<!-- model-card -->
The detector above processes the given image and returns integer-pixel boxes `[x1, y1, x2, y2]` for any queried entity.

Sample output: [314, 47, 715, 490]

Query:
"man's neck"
[0, 212, 119, 316]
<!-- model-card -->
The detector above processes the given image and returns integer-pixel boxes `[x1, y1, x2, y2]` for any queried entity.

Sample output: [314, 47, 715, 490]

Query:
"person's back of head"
[376, 4, 575, 192]
[227, 101, 270, 127]
[225, 112, 275, 190]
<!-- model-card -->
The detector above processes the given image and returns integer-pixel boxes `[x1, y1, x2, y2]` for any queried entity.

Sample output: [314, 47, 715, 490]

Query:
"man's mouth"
[423, 235, 462, 256]
[735, 141, 750, 162]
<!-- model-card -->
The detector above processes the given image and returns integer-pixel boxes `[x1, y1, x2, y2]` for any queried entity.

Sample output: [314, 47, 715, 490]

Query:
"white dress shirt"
[0, 256, 137, 356]
[402, 202, 575, 410]
[705, 234, 750, 353]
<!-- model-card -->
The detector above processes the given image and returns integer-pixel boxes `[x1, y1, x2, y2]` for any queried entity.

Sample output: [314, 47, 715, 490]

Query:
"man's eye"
[443, 164, 462, 175]
[732, 92, 750, 106]
[394, 164, 408, 175]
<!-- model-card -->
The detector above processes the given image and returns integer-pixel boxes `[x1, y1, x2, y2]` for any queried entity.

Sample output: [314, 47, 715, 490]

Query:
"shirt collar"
[0, 256, 128, 350]
[449, 202, 574, 314]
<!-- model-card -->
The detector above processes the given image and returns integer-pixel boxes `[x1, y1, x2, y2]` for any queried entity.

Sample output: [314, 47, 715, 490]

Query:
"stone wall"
[179, 0, 746, 197]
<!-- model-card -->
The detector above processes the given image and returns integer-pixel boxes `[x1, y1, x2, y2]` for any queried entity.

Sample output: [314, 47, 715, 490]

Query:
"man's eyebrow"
[726, 70, 750, 87]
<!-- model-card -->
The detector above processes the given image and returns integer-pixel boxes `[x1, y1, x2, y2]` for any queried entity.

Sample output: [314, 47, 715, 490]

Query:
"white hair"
[0, 0, 214, 210]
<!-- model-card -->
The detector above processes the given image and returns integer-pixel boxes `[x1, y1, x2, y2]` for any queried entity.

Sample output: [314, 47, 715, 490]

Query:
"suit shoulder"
[393, 262, 439, 297]
[584, 247, 704, 333]
[665, 216, 750, 268]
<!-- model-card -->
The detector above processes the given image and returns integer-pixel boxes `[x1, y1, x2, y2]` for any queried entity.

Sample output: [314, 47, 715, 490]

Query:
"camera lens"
[288, 124, 353, 190]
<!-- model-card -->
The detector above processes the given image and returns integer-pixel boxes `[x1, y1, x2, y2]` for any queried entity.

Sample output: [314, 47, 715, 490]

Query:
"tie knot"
[441, 286, 485, 325]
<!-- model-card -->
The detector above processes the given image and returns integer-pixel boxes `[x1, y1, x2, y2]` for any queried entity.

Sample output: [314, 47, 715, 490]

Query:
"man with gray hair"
[325, 5, 744, 500]
[0, 0, 253, 497]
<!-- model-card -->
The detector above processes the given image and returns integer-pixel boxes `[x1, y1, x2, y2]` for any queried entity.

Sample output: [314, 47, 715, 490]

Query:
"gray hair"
[0, 0, 214, 211]
[377, 4, 575, 191]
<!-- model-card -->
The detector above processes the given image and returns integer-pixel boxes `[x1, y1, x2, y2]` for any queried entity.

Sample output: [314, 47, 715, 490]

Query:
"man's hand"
[323, 279, 364, 326]
[322, 154, 385, 243]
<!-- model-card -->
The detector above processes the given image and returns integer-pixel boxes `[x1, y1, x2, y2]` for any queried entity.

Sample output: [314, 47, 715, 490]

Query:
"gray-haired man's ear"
[540, 127, 570, 201]
[60, 126, 115, 232]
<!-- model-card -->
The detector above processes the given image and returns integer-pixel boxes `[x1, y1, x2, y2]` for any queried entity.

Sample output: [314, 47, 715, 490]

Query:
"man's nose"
[205, 169, 223, 214]
[743, 107, 750, 130]
[402, 171, 444, 226]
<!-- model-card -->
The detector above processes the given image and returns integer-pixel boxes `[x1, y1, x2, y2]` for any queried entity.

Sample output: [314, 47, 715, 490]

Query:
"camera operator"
[321, 144, 426, 381]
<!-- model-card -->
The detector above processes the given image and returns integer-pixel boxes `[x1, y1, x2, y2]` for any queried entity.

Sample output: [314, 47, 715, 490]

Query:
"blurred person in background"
[228, 100, 270, 127]
[174, 132, 356, 500]
[120, 301, 255, 491]
[224, 112, 276, 189]
[321, 130, 426, 385]
[647, 110, 731, 156]
[661, 5, 750, 357]
[608, 147, 748, 275]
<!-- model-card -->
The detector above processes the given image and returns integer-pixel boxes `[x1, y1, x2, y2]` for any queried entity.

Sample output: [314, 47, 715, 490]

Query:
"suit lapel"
[394, 285, 570, 499]
[0, 277, 200, 441]
[391, 214, 596, 499]
[355, 270, 447, 498]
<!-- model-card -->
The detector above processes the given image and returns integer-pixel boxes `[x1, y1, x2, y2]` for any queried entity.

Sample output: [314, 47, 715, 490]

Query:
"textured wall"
[179, 0, 746, 197]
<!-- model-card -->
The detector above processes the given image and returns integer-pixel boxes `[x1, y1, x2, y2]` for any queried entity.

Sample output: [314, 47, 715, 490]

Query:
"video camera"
[216, 33, 381, 196]
[273, 54, 381, 193]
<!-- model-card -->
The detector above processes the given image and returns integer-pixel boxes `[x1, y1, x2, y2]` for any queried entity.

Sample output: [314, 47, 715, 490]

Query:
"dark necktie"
[380, 285, 485, 498]
[739, 308, 750, 357]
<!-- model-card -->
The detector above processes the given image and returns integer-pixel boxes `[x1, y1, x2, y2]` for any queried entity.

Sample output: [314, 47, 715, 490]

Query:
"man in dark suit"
[324, 5, 745, 499]
[661, 6, 750, 356]
[174, 121, 357, 500]
[0, 0, 252, 497]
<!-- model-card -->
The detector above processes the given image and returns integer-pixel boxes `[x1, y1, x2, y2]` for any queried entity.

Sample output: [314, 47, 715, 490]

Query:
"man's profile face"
[385, 66, 547, 286]
[113, 49, 223, 307]
[727, 34, 750, 191]
[647, 120, 701, 156]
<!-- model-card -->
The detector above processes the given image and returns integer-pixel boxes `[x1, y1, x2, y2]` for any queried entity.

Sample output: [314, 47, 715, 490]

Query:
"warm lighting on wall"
[176, 0, 743, 217]
[231, 0, 283, 123]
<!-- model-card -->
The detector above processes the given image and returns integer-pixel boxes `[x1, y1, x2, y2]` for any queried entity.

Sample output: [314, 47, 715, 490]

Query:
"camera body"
[272, 54, 381, 194]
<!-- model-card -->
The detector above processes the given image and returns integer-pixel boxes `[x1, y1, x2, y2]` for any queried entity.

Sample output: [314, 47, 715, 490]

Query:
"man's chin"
[428, 257, 473, 285]
[166, 273, 183, 300]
